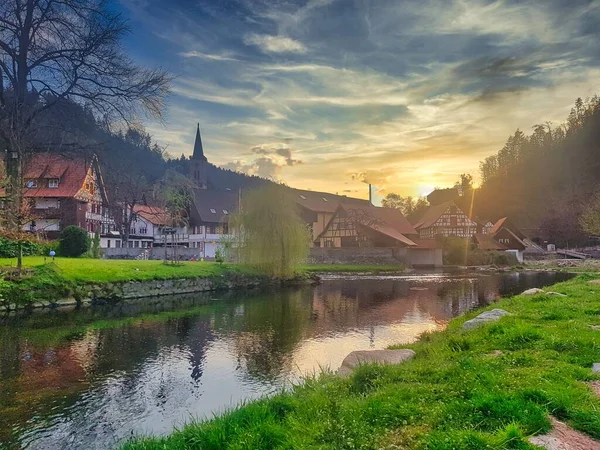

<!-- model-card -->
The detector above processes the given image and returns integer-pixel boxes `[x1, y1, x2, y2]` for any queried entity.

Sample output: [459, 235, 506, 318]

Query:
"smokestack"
[369, 183, 372, 205]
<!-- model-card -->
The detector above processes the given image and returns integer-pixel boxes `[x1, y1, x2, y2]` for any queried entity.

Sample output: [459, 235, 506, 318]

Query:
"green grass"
[120, 274, 600, 450]
[0, 257, 244, 282]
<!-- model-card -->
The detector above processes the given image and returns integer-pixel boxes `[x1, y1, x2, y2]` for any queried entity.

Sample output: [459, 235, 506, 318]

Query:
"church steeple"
[190, 123, 208, 189]
[192, 123, 207, 161]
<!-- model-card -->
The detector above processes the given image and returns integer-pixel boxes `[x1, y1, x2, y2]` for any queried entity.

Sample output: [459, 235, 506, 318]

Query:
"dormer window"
[322, 197, 328, 202]
[223, 209, 229, 215]
[25, 179, 37, 188]
[299, 195, 307, 200]
[48, 178, 59, 188]
[210, 208, 216, 214]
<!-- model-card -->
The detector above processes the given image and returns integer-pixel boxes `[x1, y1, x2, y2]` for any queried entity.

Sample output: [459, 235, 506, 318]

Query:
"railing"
[32, 207, 61, 219]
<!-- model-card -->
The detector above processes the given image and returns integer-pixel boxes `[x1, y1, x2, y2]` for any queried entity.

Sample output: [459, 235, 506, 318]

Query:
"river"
[0, 270, 573, 450]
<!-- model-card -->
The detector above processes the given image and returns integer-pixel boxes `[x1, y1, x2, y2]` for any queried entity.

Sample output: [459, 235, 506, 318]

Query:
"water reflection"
[0, 271, 573, 450]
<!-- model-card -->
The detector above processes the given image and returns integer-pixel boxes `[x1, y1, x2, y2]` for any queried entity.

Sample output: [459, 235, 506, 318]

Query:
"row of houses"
[14, 125, 540, 264]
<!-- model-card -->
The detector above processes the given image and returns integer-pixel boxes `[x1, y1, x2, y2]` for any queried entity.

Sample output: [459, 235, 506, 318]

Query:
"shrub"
[91, 230, 101, 259]
[59, 226, 90, 257]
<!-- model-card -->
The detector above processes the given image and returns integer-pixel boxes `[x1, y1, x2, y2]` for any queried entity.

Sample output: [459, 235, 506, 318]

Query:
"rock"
[521, 288, 546, 296]
[529, 417, 600, 450]
[546, 292, 567, 297]
[591, 326, 600, 331]
[337, 349, 416, 377]
[589, 381, 600, 397]
[589, 280, 600, 285]
[462, 309, 511, 330]
[593, 363, 600, 373]
[487, 350, 503, 357]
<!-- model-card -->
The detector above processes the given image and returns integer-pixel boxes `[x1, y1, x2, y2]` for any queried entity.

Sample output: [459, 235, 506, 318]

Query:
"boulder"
[337, 349, 416, 377]
[546, 292, 567, 297]
[462, 309, 511, 330]
[593, 363, 600, 374]
[521, 288, 545, 296]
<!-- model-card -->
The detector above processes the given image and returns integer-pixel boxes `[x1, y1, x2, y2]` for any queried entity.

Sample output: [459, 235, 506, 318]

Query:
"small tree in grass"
[91, 230, 101, 259]
[229, 185, 311, 278]
[59, 226, 90, 258]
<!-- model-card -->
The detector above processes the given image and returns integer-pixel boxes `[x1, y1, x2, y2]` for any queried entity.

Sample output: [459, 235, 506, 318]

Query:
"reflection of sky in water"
[2, 271, 574, 450]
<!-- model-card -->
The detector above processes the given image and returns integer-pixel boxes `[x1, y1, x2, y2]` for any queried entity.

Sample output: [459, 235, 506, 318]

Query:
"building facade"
[16, 153, 114, 240]
[413, 201, 478, 239]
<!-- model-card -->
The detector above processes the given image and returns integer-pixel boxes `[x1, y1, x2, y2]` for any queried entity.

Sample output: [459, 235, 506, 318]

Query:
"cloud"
[224, 142, 302, 179]
[244, 34, 307, 53]
[125, 0, 600, 197]
[178, 51, 239, 62]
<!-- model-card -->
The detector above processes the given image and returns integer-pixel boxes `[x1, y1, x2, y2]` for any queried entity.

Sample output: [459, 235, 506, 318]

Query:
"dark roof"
[292, 188, 370, 213]
[413, 201, 455, 230]
[192, 124, 207, 161]
[490, 217, 527, 240]
[473, 233, 508, 250]
[337, 204, 418, 247]
[191, 188, 238, 223]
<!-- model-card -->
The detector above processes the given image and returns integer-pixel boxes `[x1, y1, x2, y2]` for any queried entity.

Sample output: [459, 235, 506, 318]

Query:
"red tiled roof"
[339, 204, 418, 247]
[489, 217, 508, 235]
[413, 201, 455, 230]
[11, 153, 90, 198]
[133, 205, 170, 226]
[473, 233, 508, 250]
[410, 238, 440, 249]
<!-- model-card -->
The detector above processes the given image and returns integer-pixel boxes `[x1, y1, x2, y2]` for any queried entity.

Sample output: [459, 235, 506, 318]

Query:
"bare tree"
[0, 0, 171, 268]
[152, 170, 194, 264]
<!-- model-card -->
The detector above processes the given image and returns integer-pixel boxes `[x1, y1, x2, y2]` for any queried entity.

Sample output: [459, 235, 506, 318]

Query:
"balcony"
[153, 233, 190, 245]
[32, 207, 61, 219]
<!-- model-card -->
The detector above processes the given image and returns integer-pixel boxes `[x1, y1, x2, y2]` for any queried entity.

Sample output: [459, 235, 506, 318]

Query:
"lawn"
[0, 257, 243, 282]
[120, 274, 600, 450]
[0, 257, 407, 283]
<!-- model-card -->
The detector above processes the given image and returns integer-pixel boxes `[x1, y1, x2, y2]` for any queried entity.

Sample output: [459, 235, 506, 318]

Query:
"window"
[210, 208, 217, 214]
[299, 195, 307, 200]
[25, 179, 37, 188]
[322, 197, 328, 202]
[107, 240, 111, 248]
[139, 227, 147, 235]
[223, 209, 228, 215]
[134, 241, 140, 248]
[116, 240, 121, 248]
[48, 178, 59, 188]
[325, 240, 333, 248]
[130, 228, 136, 235]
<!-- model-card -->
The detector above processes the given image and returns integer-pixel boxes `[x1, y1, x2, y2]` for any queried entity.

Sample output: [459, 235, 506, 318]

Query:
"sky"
[120, 0, 600, 199]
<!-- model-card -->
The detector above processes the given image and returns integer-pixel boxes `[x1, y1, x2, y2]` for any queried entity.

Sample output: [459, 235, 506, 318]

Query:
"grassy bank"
[121, 274, 600, 450]
[0, 257, 407, 307]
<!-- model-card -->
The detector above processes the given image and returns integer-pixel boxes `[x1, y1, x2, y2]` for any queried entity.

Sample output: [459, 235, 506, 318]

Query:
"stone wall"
[76, 272, 279, 303]
[103, 247, 210, 261]
[308, 247, 442, 267]
[308, 247, 409, 265]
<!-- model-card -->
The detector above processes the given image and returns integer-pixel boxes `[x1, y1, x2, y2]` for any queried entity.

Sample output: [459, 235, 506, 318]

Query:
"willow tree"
[229, 185, 311, 278]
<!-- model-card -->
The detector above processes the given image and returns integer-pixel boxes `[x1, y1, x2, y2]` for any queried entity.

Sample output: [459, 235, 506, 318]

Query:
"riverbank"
[120, 274, 600, 449]
[0, 257, 406, 309]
